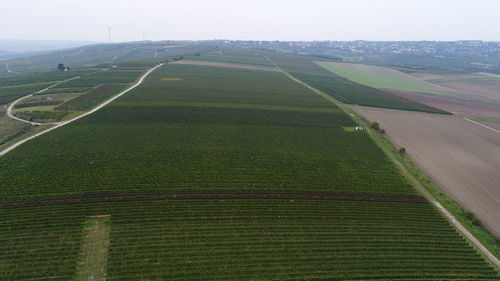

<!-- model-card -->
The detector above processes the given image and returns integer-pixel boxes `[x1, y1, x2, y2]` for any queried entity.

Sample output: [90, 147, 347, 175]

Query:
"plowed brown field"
[387, 90, 500, 120]
[353, 106, 500, 236]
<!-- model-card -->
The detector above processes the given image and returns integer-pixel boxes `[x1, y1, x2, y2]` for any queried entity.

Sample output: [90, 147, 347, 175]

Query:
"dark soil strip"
[1, 190, 427, 209]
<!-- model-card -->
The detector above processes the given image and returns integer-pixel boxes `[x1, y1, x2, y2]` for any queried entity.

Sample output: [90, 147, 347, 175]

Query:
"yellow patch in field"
[161, 77, 183, 81]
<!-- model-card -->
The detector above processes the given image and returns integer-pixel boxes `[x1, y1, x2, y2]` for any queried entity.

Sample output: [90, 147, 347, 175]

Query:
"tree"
[464, 210, 474, 220]
[370, 122, 380, 131]
[472, 217, 482, 226]
[399, 147, 406, 155]
[464, 210, 481, 225]
[57, 63, 66, 71]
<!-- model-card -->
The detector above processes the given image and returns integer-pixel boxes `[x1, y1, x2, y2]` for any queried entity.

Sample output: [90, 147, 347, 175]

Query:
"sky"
[1, 0, 499, 42]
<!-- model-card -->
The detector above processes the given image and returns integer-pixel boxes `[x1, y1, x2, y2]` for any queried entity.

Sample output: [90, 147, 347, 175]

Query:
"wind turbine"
[107, 26, 112, 44]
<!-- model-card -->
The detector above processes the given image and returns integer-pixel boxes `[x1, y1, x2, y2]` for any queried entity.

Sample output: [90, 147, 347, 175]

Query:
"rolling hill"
[0, 46, 498, 280]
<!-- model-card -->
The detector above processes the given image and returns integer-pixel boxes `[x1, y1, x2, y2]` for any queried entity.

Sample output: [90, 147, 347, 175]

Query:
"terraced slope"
[0, 63, 498, 280]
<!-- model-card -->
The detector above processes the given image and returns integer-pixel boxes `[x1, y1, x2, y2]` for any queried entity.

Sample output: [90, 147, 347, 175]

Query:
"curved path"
[7, 76, 81, 125]
[0, 63, 163, 157]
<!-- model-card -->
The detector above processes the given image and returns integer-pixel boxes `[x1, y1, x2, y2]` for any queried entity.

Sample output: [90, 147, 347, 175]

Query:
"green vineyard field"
[0, 57, 498, 280]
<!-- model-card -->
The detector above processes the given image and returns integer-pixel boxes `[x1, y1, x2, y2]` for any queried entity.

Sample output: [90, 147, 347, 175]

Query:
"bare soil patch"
[440, 81, 500, 101]
[353, 106, 500, 236]
[173, 60, 281, 72]
[480, 121, 500, 131]
[478, 72, 500, 79]
[411, 72, 489, 81]
[16, 93, 76, 108]
[409, 72, 500, 101]
[76, 216, 110, 281]
[161, 77, 183, 81]
[387, 90, 500, 120]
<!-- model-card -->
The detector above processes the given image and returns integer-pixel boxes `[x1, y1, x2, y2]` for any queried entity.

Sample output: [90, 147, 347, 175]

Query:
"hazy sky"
[2, 0, 499, 42]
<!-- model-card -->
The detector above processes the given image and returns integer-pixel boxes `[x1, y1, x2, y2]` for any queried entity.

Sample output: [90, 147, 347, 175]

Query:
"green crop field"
[0, 69, 98, 87]
[54, 68, 143, 88]
[0, 82, 53, 105]
[0, 43, 213, 77]
[0, 65, 147, 145]
[9, 67, 148, 123]
[0, 112, 31, 145]
[261, 52, 448, 113]
[186, 53, 275, 67]
[2, 199, 498, 280]
[316, 61, 453, 96]
[0, 60, 498, 280]
[15, 110, 70, 122]
[292, 71, 448, 113]
[0, 64, 417, 198]
[56, 84, 128, 111]
[37, 87, 93, 95]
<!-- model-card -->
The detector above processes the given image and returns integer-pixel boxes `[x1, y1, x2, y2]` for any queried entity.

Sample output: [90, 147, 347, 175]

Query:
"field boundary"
[267, 57, 500, 270]
[465, 117, 500, 134]
[0, 191, 427, 208]
[0, 63, 163, 157]
[314, 60, 454, 97]
[173, 60, 282, 72]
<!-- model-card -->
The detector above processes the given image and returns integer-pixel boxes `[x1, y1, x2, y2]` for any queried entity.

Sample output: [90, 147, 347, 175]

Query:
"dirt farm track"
[353, 106, 500, 236]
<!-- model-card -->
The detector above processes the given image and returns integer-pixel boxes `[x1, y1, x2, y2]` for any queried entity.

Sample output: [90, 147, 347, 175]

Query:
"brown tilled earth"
[480, 121, 500, 131]
[440, 81, 500, 101]
[387, 90, 500, 120]
[409, 72, 500, 101]
[383, 72, 500, 120]
[173, 60, 281, 72]
[353, 106, 500, 236]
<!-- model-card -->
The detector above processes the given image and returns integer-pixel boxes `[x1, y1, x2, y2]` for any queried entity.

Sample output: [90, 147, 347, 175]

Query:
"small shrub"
[399, 147, 406, 155]
[464, 210, 474, 220]
[464, 210, 482, 226]
[370, 121, 380, 131]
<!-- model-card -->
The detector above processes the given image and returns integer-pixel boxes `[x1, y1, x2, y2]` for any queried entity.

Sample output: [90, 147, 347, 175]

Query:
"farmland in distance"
[0, 64, 415, 197]
[316, 61, 454, 96]
[0, 57, 499, 280]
